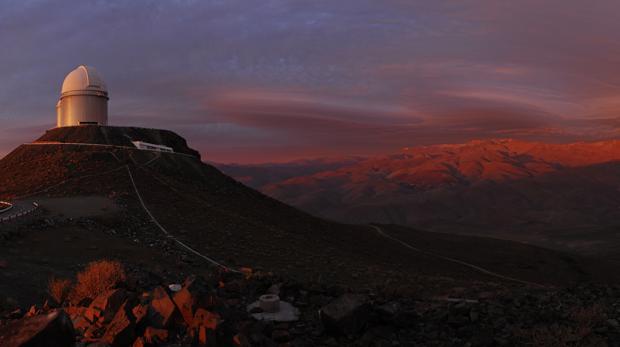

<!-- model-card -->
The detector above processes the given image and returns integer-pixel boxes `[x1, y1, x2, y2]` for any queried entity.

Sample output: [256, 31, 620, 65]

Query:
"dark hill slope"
[0, 127, 618, 297]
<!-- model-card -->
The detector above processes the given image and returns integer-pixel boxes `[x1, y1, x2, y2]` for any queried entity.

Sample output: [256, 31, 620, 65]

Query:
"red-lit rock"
[132, 336, 146, 347]
[132, 303, 148, 328]
[192, 308, 220, 330]
[0, 310, 75, 347]
[233, 333, 251, 346]
[84, 307, 103, 323]
[189, 308, 221, 345]
[173, 275, 214, 326]
[148, 286, 180, 328]
[83, 322, 106, 339]
[72, 315, 92, 333]
[197, 325, 217, 345]
[89, 288, 128, 323]
[101, 301, 136, 347]
[26, 305, 39, 317]
[144, 326, 169, 344]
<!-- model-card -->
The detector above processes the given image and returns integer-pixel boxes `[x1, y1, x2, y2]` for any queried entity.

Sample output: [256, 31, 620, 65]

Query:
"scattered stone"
[172, 275, 214, 326]
[26, 305, 39, 317]
[132, 337, 146, 347]
[197, 325, 216, 345]
[376, 301, 401, 322]
[84, 307, 102, 323]
[148, 286, 180, 328]
[320, 294, 370, 335]
[101, 301, 136, 347]
[89, 288, 128, 323]
[131, 304, 148, 328]
[272, 329, 290, 342]
[192, 308, 220, 330]
[144, 326, 169, 344]
[72, 315, 92, 333]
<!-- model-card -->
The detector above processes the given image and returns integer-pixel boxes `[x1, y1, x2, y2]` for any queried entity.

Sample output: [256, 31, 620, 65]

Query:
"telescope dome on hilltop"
[61, 65, 108, 95]
[56, 65, 109, 128]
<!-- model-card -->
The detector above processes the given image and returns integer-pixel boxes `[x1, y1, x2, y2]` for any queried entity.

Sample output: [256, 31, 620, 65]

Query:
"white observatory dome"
[61, 65, 108, 96]
[56, 65, 109, 127]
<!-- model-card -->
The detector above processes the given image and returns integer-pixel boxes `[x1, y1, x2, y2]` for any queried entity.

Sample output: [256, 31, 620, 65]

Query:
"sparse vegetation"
[47, 277, 72, 304]
[71, 260, 126, 302]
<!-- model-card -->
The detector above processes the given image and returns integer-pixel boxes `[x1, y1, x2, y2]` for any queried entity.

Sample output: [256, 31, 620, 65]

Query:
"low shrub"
[72, 260, 126, 302]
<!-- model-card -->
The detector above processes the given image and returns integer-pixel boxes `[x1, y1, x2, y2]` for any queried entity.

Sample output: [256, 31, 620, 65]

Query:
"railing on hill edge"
[0, 202, 38, 224]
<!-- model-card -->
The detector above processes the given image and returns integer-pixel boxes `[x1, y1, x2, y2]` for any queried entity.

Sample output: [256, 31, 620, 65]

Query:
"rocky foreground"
[2, 264, 620, 347]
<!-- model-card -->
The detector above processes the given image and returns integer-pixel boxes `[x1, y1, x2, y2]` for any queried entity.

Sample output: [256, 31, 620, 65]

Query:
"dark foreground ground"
[1, 209, 620, 346]
[1, 253, 620, 346]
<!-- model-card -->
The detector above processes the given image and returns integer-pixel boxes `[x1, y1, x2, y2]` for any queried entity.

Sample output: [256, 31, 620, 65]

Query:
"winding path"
[124, 164, 241, 273]
[369, 224, 546, 287]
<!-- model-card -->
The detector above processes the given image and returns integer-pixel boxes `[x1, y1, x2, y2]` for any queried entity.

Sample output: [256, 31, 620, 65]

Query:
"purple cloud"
[1, 0, 620, 162]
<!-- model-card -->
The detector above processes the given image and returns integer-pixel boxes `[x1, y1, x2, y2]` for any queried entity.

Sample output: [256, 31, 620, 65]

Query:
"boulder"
[144, 326, 169, 344]
[197, 326, 217, 345]
[131, 304, 148, 330]
[0, 309, 75, 347]
[191, 308, 221, 345]
[65, 306, 87, 319]
[101, 301, 136, 347]
[375, 301, 417, 326]
[26, 305, 39, 317]
[148, 286, 181, 328]
[173, 275, 214, 326]
[192, 308, 221, 331]
[89, 289, 128, 323]
[84, 307, 103, 323]
[83, 323, 106, 340]
[272, 329, 290, 342]
[72, 315, 92, 334]
[320, 294, 370, 335]
[132, 337, 146, 347]
[233, 333, 251, 346]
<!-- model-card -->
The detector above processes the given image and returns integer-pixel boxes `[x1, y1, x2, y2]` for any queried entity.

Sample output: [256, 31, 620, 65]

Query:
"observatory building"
[56, 65, 109, 127]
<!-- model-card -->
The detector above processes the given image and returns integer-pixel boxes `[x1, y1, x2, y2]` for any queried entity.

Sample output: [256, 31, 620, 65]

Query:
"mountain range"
[217, 139, 620, 258]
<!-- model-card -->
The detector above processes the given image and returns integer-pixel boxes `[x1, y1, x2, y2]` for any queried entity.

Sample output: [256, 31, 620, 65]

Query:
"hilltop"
[34, 126, 201, 158]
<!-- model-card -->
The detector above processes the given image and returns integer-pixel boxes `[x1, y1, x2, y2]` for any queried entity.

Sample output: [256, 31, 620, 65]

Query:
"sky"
[2, 0, 620, 163]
